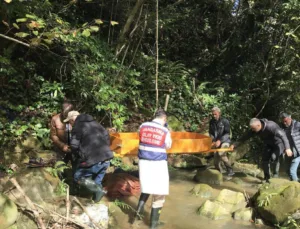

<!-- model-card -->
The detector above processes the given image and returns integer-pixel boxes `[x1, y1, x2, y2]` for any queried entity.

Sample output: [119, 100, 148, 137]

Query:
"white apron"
[139, 159, 169, 195]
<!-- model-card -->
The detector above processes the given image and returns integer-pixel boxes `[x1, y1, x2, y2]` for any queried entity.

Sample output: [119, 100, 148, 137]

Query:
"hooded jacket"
[70, 114, 113, 167]
[234, 119, 290, 152]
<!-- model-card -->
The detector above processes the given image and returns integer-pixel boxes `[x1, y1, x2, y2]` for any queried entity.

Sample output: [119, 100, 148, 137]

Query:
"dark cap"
[154, 108, 167, 118]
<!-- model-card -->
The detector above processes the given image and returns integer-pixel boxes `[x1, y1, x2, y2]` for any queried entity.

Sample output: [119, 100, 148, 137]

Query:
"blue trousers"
[74, 161, 110, 185]
[288, 156, 300, 181]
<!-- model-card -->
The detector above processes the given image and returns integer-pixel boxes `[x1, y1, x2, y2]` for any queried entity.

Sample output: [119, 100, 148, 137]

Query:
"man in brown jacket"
[50, 100, 73, 162]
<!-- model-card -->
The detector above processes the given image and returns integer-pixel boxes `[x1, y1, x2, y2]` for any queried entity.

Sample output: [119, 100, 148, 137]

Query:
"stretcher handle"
[203, 148, 234, 153]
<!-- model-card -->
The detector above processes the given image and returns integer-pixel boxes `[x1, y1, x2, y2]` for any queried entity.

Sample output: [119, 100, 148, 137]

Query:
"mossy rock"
[0, 193, 18, 229]
[197, 200, 231, 220]
[233, 208, 252, 221]
[4, 168, 62, 205]
[216, 189, 246, 213]
[190, 184, 213, 198]
[194, 169, 223, 185]
[233, 162, 263, 179]
[231, 177, 244, 185]
[254, 178, 300, 224]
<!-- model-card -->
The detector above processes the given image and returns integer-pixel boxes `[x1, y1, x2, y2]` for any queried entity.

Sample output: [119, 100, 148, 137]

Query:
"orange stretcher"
[110, 132, 233, 157]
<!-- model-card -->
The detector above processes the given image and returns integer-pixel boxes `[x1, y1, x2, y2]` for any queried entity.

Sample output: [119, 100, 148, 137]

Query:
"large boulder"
[4, 167, 67, 221]
[0, 193, 18, 229]
[233, 162, 264, 179]
[194, 169, 223, 185]
[190, 184, 213, 198]
[233, 208, 252, 221]
[254, 178, 300, 224]
[197, 200, 231, 220]
[197, 189, 247, 220]
[216, 189, 246, 213]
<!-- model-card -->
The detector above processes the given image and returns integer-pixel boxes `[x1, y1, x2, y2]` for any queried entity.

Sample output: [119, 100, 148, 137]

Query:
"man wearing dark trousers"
[280, 113, 300, 181]
[64, 111, 113, 202]
[133, 109, 172, 229]
[209, 107, 234, 176]
[231, 118, 292, 182]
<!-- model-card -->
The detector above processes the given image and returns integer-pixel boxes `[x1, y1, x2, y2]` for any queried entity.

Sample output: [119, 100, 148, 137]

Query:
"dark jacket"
[282, 120, 300, 157]
[209, 117, 231, 144]
[70, 114, 113, 167]
[234, 119, 290, 152]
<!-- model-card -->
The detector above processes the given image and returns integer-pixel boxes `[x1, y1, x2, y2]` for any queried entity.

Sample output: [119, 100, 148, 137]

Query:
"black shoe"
[78, 178, 106, 202]
[150, 207, 164, 229]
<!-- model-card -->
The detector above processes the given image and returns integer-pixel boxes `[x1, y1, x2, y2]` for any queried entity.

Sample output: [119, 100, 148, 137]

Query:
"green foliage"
[276, 215, 300, 229]
[110, 157, 134, 171]
[112, 199, 136, 214]
[45, 161, 68, 178]
[55, 179, 68, 195]
[258, 192, 279, 207]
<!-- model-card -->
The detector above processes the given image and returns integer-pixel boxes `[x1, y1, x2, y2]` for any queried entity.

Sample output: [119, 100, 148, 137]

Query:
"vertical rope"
[155, 0, 159, 109]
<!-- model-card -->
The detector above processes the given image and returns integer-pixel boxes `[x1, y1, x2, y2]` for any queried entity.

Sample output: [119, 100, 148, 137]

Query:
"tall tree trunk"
[115, 0, 145, 57]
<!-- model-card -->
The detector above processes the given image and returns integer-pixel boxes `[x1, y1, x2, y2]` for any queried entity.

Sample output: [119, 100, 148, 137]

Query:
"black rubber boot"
[136, 193, 150, 220]
[78, 178, 106, 202]
[150, 207, 164, 229]
[130, 193, 150, 224]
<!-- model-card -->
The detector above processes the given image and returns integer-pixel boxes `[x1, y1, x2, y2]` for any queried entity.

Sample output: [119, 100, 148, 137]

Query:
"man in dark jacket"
[280, 113, 300, 181]
[231, 118, 292, 182]
[64, 111, 114, 202]
[209, 107, 234, 176]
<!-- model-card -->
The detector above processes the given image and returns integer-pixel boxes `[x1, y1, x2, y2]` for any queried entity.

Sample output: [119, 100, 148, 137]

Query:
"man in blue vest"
[280, 113, 300, 181]
[133, 109, 172, 229]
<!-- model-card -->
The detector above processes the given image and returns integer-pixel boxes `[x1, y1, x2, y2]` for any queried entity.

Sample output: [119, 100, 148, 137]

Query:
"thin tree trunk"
[155, 0, 159, 109]
[116, 0, 145, 56]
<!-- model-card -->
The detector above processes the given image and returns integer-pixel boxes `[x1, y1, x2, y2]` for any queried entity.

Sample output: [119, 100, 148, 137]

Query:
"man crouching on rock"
[133, 109, 172, 229]
[64, 111, 113, 202]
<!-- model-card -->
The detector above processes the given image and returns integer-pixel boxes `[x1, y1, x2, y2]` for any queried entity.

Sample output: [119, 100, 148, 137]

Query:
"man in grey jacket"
[280, 113, 300, 181]
[231, 118, 292, 182]
[209, 107, 234, 176]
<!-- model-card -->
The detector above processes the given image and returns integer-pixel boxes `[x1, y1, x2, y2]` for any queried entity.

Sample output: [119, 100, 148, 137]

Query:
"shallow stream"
[107, 169, 273, 229]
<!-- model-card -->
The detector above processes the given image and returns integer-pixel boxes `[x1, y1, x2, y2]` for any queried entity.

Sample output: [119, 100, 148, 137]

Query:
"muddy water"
[108, 169, 272, 229]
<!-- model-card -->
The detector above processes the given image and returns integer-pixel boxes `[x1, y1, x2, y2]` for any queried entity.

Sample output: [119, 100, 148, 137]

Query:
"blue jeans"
[289, 156, 300, 181]
[74, 161, 110, 185]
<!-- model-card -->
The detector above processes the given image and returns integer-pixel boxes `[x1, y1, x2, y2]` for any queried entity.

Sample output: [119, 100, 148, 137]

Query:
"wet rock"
[231, 177, 244, 185]
[4, 168, 62, 204]
[73, 203, 109, 228]
[197, 200, 231, 220]
[233, 208, 252, 221]
[190, 184, 213, 198]
[233, 162, 264, 179]
[194, 169, 223, 185]
[254, 178, 300, 224]
[4, 168, 66, 221]
[169, 155, 206, 169]
[15, 212, 38, 229]
[216, 189, 246, 213]
[0, 192, 18, 229]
